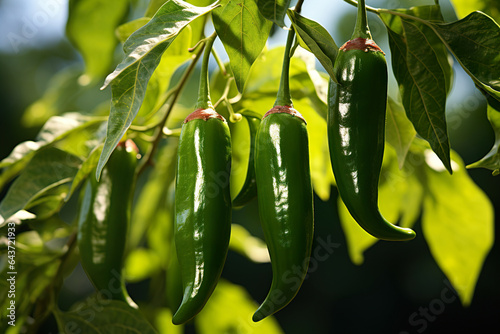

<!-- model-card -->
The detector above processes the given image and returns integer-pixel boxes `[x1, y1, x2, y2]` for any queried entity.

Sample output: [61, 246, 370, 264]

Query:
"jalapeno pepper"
[253, 105, 314, 322]
[172, 32, 232, 325]
[172, 108, 232, 325]
[327, 0, 415, 241]
[77, 139, 139, 307]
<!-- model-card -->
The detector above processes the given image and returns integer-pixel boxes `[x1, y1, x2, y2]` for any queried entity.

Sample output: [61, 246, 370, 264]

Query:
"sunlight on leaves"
[155, 308, 183, 334]
[450, 0, 500, 23]
[116, 17, 152, 44]
[385, 97, 416, 168]
[230, 224, 270, 263]
[422, 150, 494, 306]
[124, 248, 162, 282]
[196, 280, 283, 333]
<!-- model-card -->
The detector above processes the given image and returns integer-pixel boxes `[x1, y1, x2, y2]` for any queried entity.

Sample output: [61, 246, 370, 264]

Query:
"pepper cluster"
[76, 0, 415, 326]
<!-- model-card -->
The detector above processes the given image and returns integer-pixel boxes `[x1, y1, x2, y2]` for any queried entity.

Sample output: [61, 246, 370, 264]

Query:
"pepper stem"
[352, 0, 372, 39]
[274, 0, 305, 107]
[274, 27, 295, 107]
[195, 32, 217, 110]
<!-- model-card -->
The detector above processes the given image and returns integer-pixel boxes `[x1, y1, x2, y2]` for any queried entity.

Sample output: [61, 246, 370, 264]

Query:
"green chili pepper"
[253, 106, 314, 322]
[327, 0, 415, 241]
[78, 139, 139, 307]
[232, 110, 261, 208]
[172, 108, 232, 325]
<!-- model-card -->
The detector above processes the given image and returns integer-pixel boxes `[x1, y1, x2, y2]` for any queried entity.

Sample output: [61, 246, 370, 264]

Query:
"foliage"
[0, 0, 498, 332]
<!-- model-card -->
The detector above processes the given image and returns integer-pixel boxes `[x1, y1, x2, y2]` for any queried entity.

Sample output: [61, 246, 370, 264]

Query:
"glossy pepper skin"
[253, 106, 314, 322]
[232, 110, 261, 208]
[327, 38, 415, 241]
[78, 139, 138, 307]
[172, 108, 232, 325]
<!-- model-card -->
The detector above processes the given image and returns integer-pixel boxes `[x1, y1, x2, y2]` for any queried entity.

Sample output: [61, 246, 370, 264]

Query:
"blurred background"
[1, 0, 500, 333]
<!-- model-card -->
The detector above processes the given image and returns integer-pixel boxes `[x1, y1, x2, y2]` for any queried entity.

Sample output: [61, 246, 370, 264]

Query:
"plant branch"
[212, 46, 228, 77]
[213, 76, 234, 109]
[343, 0, 380, 14]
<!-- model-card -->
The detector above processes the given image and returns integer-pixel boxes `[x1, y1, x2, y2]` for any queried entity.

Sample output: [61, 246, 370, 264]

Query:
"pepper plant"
[0, 0, 499, 333]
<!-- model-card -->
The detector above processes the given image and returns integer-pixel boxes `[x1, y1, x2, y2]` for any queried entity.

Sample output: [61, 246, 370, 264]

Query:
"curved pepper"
[327, 0, 415, 241]
[253, 106, 314, 322]
[232, 110, 261, 208]
[78, 139, 139, 307]
[172, 108, 232, 325]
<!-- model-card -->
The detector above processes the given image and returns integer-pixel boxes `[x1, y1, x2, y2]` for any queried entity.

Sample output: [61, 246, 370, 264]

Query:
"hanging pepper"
[172, 32, 232, 325]
[253, 20, 314, 322]
[232, 110, 261, 208]
[253, 105, 314, 322]
[78, 139, 139, 307]
[327, 0, 415, 241]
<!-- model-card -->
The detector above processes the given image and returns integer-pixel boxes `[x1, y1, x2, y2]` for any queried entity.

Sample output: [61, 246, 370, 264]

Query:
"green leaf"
[422, 150, 494, 306]
[66, 0, 129, 81]
[65, 144, 103, 202]
[381, 6, 452, 173]
[385, 97, 416, 168]
[432, 12, 500, 105]
[135, 26, 193, 124]
[229, 224, 270, 263]
[467, 104, 500, 174]
[97, 0, 218, 180]
[7, 217, 71, 264]
[25, 185, 70, 221]
[124, 248, 162, 282]
[213, 0, 272, 93]
[155, 308, 183, 334]
[294, 97, 333, 200]
[288, 10, 338, 80]
[116, 17, 151, 44]
[295, 50, 329, 113]
[0, 113, 104, 192]
[450, 0, 500, 23]
[0, 148, 81, 226]
[146, 0, 215, 17]
[0, 113, 102, 168]
[196, 280, 283, 333]
[54, 300, 158, 333]
[256, 0, 292, 27]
